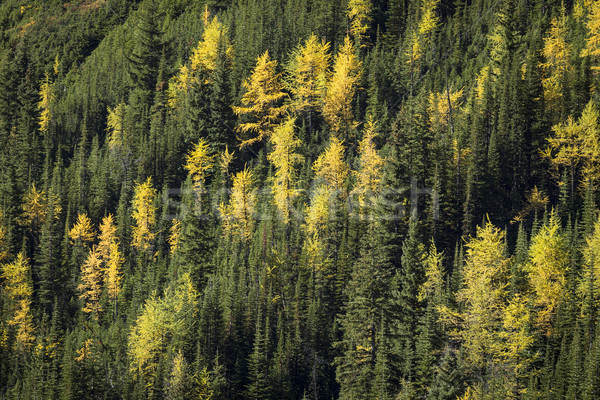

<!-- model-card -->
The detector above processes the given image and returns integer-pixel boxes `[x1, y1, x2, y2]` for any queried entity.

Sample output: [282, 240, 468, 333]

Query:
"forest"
[1, 0, 600, 398]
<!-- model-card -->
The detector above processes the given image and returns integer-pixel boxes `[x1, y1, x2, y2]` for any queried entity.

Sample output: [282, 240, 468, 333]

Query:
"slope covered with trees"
[2, 0, 600, 398]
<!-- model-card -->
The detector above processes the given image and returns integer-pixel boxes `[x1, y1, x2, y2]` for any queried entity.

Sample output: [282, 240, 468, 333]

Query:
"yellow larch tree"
[97, 214, 123, 303]
[184, 137, 215, 194]
[219, 167, 257, 241]
[454, 221, 510, 369]
[1, 253, 35, 350]
[168, 219, 182, 255]
[406, 0, 441, 73]
[541, 9, 571, 114]
[219, 145, 235, 178]
[579, 217, 600, 315]
[131, 177, 157, 252]
[347, 0, 372, 48]
[526, 212, 568, 335]
[582, 0, 600, 70]
[427, 86, 464, 134]
[322, 36, 362, 138]
[167, 14, 233, 108]
[306, 136, 349, 236]
[38, 73, 53, 133]
[105, 241, 124, 302]
[69, 213, 96, 245]
[128, 274, 198, 391]
[97, 214, 118, 261]
[19, 183, 59, 232]
[268, 117, 303, 223]
[78, 246, 104, 317]
[543, 100, 600, 188]
[190, 15, 233, 73]
[233, 51, 288, 148]
[286, 34, 331, 115]
[352, 116, 384, 209]
[313, 136, 349, 190]
[107, 103, 126, 150]
[305, 186, 332, 237]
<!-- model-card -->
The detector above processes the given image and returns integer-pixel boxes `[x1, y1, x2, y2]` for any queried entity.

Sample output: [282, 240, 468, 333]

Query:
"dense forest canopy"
[2, 0, 600, 398]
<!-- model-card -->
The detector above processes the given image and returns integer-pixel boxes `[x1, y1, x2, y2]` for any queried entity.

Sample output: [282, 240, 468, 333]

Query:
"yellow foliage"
[219, 145, 235, 177]
[69, 213, 96, 244]
[582, 0, 600, 70]
[97, 214, 118, 261]
[75, 338, 96, 363]
[543, 101, 600, 184]
[498, 294, 535, 373]
[322, 36, 362, 137]
[190, 16, 232, 73]
[53, 54, 60, 75]
[107, 103, 126, 150]
[167, 65, 192, 109]
[168, 219, 181, 255]
[427, 87, 464, 133]
[578, 219, 600, 311]
[38, 73, 53, 133]
[352, 116, 384, 208]
[541, 11, 571, 110]
[131, 177, 157, 252]
[233, 51, 288, 148]
[347, 0, 372, 48]
[305, 185, 332, 236]
[219, 168, 257, 241]
[129, 274, 198, 384]
[286, 34, 331, 114]
[475, 66, 491, 101]
[1, 253, 35, 350]
[526, 213, 568, 335]
[314, 136, 349, 190]
[19, 183, 59, 230]
[78, 247, 104, 317]
[105, 241, 124, 301]
[512, 186, 549, 223]
[419, 241, 445, 303]
[455, 221, 510, 369]
[185, 138, 214, 192]
[406, 0, 441, 69]
[168, 15, 232, 108]
[268, 117, 303, 223]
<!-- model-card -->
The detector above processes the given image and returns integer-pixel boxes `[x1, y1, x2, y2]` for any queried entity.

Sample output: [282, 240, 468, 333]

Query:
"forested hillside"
[2, 0, 600, 398]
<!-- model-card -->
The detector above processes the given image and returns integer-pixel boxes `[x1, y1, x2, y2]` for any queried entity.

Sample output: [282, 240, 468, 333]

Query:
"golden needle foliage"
[128, 274, 198, 387]
[526, 213, 568, 335]
[107, 103, 126, 150]
[1, 253, 35, 350]
[322, 36, 362, 137]
[406, 0, 441, 70]
[541, 10, 571, 112]
[543, 101, 600, 185]
[353, 116, 384, 208]
[69, 213, 96, 244]
[219, 167, 257, 241]
[286, 34, 331, 114]
[38, 73, 53, 133]
[347, 0, 372, 48]
[78, 246, 104, 317]
[167, 14, 232, 108]
[268, 117, 303, 223]
[131, 177, 157, 252]
[184, 138, 214, 192]
[233, 51, 288, 148]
